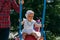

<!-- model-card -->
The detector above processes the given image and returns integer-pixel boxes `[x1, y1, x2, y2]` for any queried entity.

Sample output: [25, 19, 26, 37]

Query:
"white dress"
[22, 19, 41, 37]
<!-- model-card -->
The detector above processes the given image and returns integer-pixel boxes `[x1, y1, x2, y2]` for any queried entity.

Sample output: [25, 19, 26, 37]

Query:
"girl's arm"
[34, 23, 42, 28]
[18, 19, 24, 25]
[21, 18, 26, 25]
[21, 21, 24, 25]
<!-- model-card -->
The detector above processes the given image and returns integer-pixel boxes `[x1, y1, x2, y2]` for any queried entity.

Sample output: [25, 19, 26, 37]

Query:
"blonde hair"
[25, 10, 34, 18]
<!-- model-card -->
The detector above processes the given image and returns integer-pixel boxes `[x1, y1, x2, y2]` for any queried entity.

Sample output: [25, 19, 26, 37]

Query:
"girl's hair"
[25, 10, 34, 18]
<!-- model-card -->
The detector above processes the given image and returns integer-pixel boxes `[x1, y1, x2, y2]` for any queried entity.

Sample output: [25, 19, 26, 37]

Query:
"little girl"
[22, 10, 41, 40]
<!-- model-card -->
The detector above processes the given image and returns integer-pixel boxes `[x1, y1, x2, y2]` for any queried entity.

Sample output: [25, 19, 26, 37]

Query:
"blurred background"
[9, 0, 60, 40]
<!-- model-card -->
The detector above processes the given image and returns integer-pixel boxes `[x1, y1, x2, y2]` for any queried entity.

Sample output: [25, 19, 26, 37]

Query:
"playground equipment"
[19, 0, 46, 40]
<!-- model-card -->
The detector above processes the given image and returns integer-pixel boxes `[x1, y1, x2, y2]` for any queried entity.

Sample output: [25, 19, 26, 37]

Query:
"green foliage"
[45, 0, 60, 36]
[10, 10, 19, 31]
[46, 31, 56, 40]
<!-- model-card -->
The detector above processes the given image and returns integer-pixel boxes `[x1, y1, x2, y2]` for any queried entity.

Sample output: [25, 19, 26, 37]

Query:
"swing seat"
[24, 27, 43, 40]
[25, 35, 37, 40]
[25, 35, 43, 40]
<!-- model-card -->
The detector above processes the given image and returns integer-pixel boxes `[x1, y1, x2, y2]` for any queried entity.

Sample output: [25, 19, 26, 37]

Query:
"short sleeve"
[32, 20, 36, 24]
[23, 18, 26, 22]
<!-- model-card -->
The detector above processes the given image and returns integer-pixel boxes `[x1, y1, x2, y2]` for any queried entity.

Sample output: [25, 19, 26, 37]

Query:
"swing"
[25, 35, 37, 40]
[19, 0, 46, 40]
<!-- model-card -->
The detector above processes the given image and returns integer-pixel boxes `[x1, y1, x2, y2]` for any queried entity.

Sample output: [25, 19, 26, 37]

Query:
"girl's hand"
[34, 23, 42, 28]
[18, 0, 24, 4]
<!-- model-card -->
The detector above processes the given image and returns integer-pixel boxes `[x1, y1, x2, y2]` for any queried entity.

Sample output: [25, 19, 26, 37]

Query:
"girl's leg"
[40, 37, 44, 40]
[22, 32, 27, 39]
[31, 33, 38, 39]
[37, 37, 44, 40]
[34, 31, 41, 40]
[37, 37, 40, 40]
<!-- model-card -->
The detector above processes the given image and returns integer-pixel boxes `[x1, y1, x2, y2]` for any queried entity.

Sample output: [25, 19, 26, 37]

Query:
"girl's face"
[27, 13, 34, 22]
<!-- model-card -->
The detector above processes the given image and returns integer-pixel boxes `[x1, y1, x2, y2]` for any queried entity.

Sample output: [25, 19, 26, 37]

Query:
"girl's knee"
[22, 33, 27, 37]
[39, 37, 44, 40]
[22, 32, 27, 39]
[31, 33, 36, 35]
[22, 32, 27, 35]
